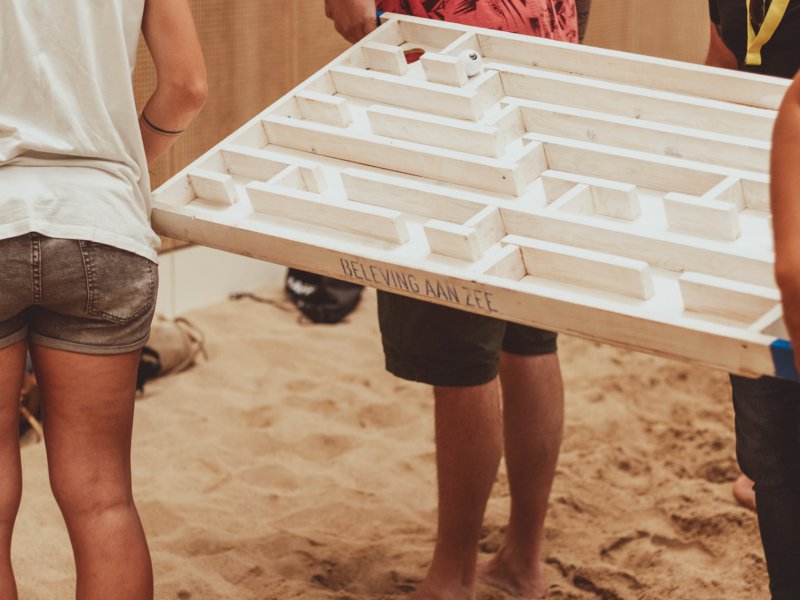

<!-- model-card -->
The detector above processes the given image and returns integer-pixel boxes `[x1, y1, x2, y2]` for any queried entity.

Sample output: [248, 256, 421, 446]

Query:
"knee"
[0, 497, 21, 534]
[49, 468, 132, 522]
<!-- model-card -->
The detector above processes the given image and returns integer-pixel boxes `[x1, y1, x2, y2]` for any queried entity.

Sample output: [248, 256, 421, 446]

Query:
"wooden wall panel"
[584, 0, 710, 64]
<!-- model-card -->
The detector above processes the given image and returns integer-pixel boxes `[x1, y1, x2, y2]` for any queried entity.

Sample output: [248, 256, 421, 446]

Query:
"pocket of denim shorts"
[79, 241, 156, 324]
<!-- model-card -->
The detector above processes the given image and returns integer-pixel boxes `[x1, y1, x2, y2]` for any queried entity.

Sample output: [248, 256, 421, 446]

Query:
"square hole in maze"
[678, 272, 781, 325]
[659, 176, 772, 246]
[217, 145, 328, 193]
[423, 206, 505, 263]
[341, 21, 464, 79]
[340, 19, 474, 72]
[539, 173, 642, 222]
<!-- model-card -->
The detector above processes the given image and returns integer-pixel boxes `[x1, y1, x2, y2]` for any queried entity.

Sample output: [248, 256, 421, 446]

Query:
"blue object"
[376, 9, 384, 26]
[770, 338, 799, 381]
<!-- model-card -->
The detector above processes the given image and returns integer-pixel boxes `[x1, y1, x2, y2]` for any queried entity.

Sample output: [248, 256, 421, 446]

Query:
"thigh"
[32, 237, 157, 355]
[730, 374, 800, 488]
[0, 340, 27, 519]
[0, 340, 27, 425]
[25, 238, 156, 502]
[32, 346, 141, 503]
[377, 291, 506, 387]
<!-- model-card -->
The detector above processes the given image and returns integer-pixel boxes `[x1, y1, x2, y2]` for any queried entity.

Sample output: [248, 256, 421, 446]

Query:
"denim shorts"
[0, 233, 157, 354]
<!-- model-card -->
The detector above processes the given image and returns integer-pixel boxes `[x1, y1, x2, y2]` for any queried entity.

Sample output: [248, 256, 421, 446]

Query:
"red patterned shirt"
[377, 0, 578, 43]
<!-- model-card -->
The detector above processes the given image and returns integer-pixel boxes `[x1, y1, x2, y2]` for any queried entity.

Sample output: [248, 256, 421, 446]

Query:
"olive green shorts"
[377, 291, 557, 387]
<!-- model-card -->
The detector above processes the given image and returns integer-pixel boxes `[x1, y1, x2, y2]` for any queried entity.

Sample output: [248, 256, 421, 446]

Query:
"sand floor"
[13, 285, 768, 599]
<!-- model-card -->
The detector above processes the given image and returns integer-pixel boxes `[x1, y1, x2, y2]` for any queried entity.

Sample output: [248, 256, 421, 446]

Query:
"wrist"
[141, 112, 184, 137]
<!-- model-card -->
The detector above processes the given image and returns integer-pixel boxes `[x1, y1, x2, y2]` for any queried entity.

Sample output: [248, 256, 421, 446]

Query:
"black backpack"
[285, 269, 363, 324]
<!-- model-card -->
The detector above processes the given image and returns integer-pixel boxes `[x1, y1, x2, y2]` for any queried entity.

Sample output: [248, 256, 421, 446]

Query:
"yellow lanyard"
[745, 0, 791, 65]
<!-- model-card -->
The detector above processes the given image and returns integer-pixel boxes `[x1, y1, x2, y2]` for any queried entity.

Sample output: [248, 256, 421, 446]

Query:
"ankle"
[494, 541, 539, 576]
[413, 561, 476, 600]
[481, 544, 546, 598]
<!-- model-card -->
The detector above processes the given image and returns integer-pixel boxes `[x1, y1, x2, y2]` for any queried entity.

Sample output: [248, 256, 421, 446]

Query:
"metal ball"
[458, 49, 483, 77]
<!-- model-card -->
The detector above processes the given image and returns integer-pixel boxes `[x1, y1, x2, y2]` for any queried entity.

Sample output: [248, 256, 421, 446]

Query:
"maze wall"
[152, 15, 794, 379]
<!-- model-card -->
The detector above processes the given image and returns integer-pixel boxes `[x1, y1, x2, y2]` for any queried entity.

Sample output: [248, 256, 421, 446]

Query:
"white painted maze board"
[152, 14, 797, 380]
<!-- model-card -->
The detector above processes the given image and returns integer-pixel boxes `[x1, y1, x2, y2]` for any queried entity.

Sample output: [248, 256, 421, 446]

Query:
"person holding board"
[706, 1, 800, 597]
[324, 2, 589, 598]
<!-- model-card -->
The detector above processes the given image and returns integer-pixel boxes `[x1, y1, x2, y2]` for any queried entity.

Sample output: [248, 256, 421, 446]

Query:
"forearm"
[140, 0, 207, 165]
[772, 76, 800, 365]
[772, 78, 800, 286]
[704, 21, 738, 69]
[139, 80, 206, 164]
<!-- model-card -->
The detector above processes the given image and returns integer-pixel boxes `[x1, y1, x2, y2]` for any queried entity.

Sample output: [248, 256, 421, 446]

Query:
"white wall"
[156, 246, 286, 317]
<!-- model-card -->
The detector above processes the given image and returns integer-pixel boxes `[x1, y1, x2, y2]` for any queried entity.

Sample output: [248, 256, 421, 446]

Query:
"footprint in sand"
[600, 527, 716, 570]
[277, 393, 334, 413]
[670, 511, 749, 539]
[238, 462, 301, 491]
[546, 555, 645, 600]
[242, 404, 278, 428]
[137, 500, 187, 537]
[341, 372, 374, 388]
[693, 456, 739, 483]
[357, 402, 415, 429]
[286, 379, 318, 393]
[172, 531, 236, 557]
[293, 433, 357, 461]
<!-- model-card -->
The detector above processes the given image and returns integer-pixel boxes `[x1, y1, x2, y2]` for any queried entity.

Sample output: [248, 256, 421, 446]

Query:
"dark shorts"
[0, 233, 157, 355]
[377, 291, 557, 387]
[730, 374, 800, 599]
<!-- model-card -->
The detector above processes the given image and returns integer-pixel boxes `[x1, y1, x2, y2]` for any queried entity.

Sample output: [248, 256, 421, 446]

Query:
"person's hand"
[325, 0, 377, 44]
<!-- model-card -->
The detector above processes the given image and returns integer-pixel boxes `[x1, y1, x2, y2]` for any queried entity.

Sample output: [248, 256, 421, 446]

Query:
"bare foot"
[405, 576, 473, 600]
[477, 554, 546, 599]
[733, 474, 756, 511]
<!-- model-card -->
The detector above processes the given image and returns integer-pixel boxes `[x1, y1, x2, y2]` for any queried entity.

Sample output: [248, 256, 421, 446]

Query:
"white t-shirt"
[0, 0, 159, 262]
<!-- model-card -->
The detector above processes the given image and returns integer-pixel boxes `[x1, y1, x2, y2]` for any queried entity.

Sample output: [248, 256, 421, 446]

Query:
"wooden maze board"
[152, 14, 796, 380]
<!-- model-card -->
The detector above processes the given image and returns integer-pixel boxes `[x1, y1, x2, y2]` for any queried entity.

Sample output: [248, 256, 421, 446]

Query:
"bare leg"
[409, 382, 504, 600]
[31, 346, 153, 600]
[0, 340, 27, 600]
[480, 352, 564, 599]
